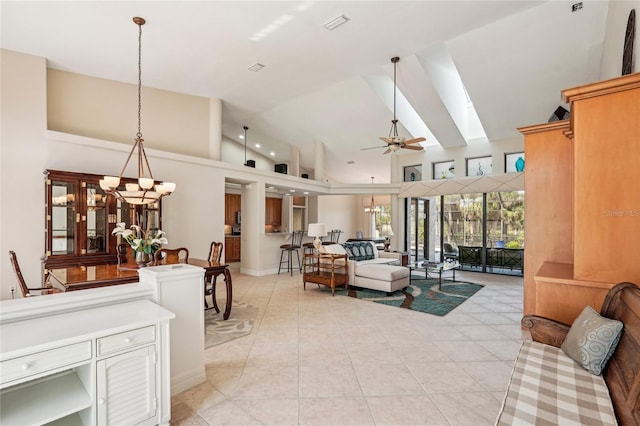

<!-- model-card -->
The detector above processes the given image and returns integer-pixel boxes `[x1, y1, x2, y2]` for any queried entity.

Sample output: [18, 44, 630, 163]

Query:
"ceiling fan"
[362, 56, 425, 154]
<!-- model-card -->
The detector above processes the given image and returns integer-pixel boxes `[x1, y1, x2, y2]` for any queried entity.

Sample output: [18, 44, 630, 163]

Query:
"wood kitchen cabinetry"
[225, 236, 241, 262]
[265, 197, 282, 226]
[45, 170, 161, 270]
[225, 194, 241, 225]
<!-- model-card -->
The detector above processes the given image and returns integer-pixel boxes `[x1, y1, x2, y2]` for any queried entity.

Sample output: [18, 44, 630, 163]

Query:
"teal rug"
[333, 278, 483, 317]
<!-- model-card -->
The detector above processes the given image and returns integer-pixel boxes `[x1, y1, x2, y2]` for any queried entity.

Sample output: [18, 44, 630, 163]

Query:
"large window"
[434, 190, 524, 274]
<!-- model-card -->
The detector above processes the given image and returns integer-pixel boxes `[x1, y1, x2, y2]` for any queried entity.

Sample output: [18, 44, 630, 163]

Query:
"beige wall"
[47, 69, 210, 158]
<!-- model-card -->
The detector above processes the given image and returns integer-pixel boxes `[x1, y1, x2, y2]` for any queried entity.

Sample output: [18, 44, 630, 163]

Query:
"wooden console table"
[303, 253, 348, 295]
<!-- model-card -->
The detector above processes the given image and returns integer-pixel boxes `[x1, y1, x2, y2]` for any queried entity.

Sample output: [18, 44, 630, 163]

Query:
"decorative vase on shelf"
[515, 156, 525, 172]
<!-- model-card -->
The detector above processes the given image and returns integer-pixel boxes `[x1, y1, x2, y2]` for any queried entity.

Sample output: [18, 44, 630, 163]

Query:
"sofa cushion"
[341, 242, 376, 261]
[356, 264, 409, 281]
[561, 305, 623, 375]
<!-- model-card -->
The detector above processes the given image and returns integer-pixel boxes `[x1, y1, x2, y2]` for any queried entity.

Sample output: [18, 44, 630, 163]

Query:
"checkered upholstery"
[496, 341, 618, 426]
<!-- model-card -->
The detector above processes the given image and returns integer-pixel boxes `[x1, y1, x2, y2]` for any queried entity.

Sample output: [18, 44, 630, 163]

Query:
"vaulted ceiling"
[1, 1, 608, 183]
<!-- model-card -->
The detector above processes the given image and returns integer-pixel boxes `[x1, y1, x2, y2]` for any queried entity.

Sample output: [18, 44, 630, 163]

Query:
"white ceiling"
[1, 1, 608, 183]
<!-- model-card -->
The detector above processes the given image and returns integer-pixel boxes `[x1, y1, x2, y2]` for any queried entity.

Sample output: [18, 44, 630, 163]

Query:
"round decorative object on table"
[515, 156, 525, 172]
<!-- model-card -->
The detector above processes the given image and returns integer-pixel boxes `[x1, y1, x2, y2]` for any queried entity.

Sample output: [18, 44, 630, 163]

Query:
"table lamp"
[380, 224, 394, 252]
[307, 223, 327, 252]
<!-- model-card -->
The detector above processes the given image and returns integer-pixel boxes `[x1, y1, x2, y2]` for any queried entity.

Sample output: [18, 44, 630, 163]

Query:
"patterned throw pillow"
[561, 306, 623, 375]
[341, 242, 375, 261]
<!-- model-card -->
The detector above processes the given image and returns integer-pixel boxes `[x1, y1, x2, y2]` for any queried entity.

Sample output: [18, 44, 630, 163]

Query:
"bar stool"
[278, 230, 304, 275]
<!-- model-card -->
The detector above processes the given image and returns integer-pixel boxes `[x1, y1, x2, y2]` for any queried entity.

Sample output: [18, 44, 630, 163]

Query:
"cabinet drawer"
[97, 326, 155, 357]
[1, 341, 91, 385]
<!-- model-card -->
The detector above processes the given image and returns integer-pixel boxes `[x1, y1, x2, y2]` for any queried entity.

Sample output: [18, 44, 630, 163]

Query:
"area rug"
[334, 278, 483, 317]
[204, 302, 259, 348]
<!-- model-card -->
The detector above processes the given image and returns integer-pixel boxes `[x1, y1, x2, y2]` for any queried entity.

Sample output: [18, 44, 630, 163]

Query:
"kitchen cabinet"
[45, 169, 161, 270]
[225, 236, 241, 262]
[265, 197, 282, 227]
[224, 194, 241, 225]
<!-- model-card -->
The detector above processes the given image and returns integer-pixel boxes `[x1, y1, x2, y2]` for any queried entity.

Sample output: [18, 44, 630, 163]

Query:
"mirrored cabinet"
[45, 170, 162, 270]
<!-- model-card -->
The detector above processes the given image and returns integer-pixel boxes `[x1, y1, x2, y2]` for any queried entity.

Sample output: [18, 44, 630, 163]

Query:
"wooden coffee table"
[408, 260, 460, 289]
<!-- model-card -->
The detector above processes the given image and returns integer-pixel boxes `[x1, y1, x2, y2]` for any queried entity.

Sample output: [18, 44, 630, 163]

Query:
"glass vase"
[135, 251, 152, 267]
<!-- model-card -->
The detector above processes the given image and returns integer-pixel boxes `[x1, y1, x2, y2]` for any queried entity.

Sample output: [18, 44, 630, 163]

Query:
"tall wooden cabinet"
[519, 72, 640, 324]
[45, 170, 161, 270]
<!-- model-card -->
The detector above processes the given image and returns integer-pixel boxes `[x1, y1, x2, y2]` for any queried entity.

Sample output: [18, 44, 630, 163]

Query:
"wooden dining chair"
[205, 241, 224, 312]
[9, 251, 61, 298]
[116, 243, 137, 267]
[155, 247, 189, 264]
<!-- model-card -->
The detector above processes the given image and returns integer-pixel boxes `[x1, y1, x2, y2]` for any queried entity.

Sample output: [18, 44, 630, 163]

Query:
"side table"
[303, 253, 348, 295]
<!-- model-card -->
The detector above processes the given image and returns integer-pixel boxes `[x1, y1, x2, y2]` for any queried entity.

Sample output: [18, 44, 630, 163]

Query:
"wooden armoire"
[519, 72, 640, 324]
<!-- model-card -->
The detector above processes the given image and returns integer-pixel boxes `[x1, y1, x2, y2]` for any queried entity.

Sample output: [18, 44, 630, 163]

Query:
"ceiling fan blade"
[403, 145, 424, 151]
[403, 137, 426, 145]
[383, 147, 393, 154]
[360, 146, 386, 151]
[379, 137, 394, 144]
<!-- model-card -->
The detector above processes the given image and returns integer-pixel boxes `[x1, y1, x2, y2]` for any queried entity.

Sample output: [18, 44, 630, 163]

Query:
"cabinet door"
[83, 181, 109, 255]
[47, 176, 78, 257]
[225, 194, 241, 225]
[232, 238, 241, 261]
[97, 345, 157, 426]
[265, 198, 282, 226]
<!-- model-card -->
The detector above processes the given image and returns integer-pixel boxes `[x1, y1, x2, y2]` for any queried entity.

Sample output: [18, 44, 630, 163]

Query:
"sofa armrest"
[521, 315, 570, 348]
[378, 251, 400, 260]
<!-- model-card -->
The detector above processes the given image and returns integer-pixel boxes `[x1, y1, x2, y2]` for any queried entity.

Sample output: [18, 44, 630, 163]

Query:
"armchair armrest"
[521, 314, 571, 348]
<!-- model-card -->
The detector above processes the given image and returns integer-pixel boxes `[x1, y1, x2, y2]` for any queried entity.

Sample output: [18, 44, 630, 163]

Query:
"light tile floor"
[171, 269, 529, 425]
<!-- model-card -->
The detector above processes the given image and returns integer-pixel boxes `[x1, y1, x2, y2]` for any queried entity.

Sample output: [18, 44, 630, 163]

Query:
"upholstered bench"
[353, 263, 409, 293]
[496, 282, 640, 426]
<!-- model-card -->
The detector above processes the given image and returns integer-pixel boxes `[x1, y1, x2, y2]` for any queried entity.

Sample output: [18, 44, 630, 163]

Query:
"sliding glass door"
[434, 191, 524, 274]
[406, 198, 429, 264]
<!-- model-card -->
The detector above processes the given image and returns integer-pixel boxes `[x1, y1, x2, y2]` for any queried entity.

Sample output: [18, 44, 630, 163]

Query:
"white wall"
[600, 1, 640, 80]
[0, 49, 328, 298]
[317, 195, 359, 242]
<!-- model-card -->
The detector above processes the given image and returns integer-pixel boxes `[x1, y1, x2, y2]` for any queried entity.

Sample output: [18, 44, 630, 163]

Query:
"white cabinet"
[0, 300, 174, 426]
[97, 346, 156, 425]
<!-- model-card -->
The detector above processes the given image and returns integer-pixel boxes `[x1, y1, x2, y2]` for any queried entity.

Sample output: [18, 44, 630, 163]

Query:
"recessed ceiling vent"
[323, 15, 350, 31]
[248, 63, 265, 72]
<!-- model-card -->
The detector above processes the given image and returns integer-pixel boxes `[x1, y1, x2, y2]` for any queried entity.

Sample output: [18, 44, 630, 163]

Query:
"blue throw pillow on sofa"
[341, 242, 375, 261]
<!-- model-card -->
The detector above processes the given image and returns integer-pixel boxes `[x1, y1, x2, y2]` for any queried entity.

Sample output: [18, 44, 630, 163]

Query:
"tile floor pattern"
[171, 269, 529, 426]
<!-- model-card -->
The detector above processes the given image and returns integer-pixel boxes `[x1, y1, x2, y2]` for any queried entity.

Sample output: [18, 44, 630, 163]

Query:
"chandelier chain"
[137, 21, 143, 140]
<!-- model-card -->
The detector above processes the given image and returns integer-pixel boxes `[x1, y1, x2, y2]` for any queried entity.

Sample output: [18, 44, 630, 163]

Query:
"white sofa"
[324, 241, 409, 293]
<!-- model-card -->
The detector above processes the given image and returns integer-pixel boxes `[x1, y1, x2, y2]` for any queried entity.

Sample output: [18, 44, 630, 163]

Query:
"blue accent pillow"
[561, 306, 623, 375]
[341, 242, 375, 261]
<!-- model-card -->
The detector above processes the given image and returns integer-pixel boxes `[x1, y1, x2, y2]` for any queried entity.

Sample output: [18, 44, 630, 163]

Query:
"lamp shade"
[307, 223, 327, 237]
[380, 224, 394, 237]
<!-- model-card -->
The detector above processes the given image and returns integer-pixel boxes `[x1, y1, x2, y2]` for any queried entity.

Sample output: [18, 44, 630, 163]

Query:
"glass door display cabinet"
[45, 170, 162, 270]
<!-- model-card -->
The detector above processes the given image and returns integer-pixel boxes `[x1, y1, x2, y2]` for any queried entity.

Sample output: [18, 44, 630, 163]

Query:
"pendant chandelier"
[364, 177, 380, 215]
[100, 17, 175, 205]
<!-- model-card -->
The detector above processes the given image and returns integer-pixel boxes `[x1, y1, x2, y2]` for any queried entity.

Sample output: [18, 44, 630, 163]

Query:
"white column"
[138, 264, 206, 395]
[241, 182, 265, 274]
[208, 98, 222, 161]
[314, 141, 325, 182]
[290, 146, 300, 177]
